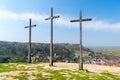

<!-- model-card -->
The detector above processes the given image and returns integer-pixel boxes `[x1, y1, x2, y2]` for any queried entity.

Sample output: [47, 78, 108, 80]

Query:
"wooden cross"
[24, 18, 36, 63]
[70, 10, 92, 70]
[45, 8, 60, 66]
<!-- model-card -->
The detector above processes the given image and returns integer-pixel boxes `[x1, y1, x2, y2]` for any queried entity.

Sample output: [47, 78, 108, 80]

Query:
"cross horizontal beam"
[45, 16, 60, 20]
[24, 24, 36, 28]
[70, 18, 92, 22]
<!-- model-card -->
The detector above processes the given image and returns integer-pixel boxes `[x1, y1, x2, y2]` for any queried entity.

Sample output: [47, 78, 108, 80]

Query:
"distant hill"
[0, 41, 94, 63]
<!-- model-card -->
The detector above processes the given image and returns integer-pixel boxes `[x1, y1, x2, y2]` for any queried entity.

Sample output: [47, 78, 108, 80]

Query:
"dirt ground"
[40, 62, 120, 75]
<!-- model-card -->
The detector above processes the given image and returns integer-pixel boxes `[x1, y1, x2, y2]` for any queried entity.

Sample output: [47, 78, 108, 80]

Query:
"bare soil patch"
[40, 62, 120, 75]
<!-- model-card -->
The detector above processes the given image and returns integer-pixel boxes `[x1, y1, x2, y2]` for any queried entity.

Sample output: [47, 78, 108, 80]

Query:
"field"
[92, 48, 120, 60]
[0, 62, 120, 80]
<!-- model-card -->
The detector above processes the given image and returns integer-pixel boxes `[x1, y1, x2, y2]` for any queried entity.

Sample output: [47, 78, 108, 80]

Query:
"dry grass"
[0, 62, 120, 80]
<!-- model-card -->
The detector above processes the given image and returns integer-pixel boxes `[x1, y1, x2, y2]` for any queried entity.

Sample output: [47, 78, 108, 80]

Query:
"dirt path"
[40, 62, 120, 75]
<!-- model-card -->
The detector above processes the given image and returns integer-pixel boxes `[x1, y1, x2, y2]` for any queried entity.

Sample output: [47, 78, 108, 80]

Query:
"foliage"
[0, 41, 93, 63]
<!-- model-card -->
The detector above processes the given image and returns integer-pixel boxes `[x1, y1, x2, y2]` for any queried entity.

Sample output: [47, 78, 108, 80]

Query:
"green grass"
[13, 72, 29, 80]
[91, 74, 108, 80]
[65, 70, 90, 80]
[0, 63, 119, 80]
[102, 72, 120, 80]
[0, 63, 17, 72]
[50, 70, 67, 80]
[35, 72, 48, 80]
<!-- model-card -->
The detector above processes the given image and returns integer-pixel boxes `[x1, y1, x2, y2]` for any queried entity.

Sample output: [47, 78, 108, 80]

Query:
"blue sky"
[0, 0, 120, 47]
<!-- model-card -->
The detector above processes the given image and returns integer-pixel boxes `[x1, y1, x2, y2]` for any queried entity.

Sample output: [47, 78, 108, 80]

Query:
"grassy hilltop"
[0, 63, 120, 80]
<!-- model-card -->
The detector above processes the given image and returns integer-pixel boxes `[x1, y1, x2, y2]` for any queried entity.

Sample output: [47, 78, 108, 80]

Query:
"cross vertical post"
[45, 8, 60, 66]
[80, 10, 82, 70]
[70, 10, 92, 70]
[24, 18, 36, 63]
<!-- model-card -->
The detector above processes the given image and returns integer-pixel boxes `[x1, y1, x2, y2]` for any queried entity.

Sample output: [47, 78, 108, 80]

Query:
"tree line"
[0, 41, 95, 63]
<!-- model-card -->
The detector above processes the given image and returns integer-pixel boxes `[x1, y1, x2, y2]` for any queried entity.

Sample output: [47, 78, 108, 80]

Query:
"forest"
[0, 41, 93, 63]
[0, 41, 120, 63]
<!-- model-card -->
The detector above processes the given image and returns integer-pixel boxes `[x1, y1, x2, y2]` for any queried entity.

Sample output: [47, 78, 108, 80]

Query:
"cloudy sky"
[0, 0, 120, 47]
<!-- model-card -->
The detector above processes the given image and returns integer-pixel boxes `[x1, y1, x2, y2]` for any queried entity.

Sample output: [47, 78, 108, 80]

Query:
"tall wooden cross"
[24, 18, 36, 63]
[45, 8, 60, 66]
[70, 10, 92, 70]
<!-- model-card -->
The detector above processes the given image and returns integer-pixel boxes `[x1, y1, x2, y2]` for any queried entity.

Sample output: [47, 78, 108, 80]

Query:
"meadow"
[0, 63, 120, 80]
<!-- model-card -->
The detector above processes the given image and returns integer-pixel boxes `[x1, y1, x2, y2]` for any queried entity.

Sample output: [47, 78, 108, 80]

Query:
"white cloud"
[0, 9, 48, 23]
[0, 9, 120, 31]
[83, 19, 120, 31]
[0, 9, 19, 20]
